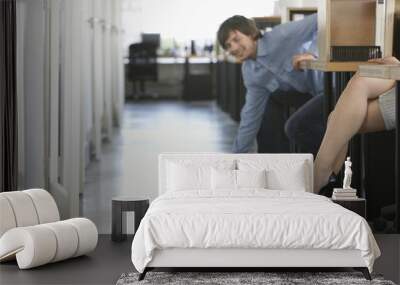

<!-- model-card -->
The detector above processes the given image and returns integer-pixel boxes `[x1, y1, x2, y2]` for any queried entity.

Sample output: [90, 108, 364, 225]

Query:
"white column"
[102, 0, 113, 141]
[77, 0, 94, 194]
[48, 0, 82, 218]
[117, 27, 126, 127]
[61, 0, 82, 217]
[111, 0, 124, 127]
[91, 0, 104, 160]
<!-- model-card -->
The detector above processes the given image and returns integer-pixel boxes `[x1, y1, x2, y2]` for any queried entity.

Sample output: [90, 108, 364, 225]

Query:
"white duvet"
[131, 190, 380, 273]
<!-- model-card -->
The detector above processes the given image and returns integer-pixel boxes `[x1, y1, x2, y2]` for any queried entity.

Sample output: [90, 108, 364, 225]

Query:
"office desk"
[125, 57, 215, 99]
[359, 64, 400, 233]
[299, 60, 366, 72]
[300, 60, 367, 194]
[183, 57, 215, 101]
[359, 64, 400, 80]
[215, 59, 245, 122]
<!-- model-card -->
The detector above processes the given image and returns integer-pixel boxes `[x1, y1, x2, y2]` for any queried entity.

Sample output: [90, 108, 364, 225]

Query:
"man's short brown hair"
[217, 15, 261, 50]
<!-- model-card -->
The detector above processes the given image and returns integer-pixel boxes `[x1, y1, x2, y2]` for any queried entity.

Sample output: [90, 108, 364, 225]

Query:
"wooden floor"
[1, 100, 399, 284]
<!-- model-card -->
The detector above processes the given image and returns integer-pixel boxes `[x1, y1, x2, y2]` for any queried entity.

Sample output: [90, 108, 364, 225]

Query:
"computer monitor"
[141, 33, 160, 48]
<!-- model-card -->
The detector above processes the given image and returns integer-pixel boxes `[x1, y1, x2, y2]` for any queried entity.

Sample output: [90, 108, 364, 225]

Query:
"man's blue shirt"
[232, 14, 324, 153]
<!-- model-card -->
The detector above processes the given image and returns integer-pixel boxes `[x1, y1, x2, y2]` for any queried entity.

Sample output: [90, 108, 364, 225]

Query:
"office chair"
[128, 42, 158, 99]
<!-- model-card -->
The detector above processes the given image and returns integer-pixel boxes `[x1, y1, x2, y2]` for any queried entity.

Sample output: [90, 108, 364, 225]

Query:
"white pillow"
[166, 160, 235, 191]
[265, 163, 307, 191]
[167, 163, 209, 191]
[211, 169, 236, 190]
[236, 169, 267, 188]
[237, 159, 308, 191]
[211, 169, 267, 190]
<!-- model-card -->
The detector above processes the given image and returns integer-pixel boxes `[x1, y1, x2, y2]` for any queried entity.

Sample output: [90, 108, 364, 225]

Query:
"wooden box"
[318, 0, 397, 61]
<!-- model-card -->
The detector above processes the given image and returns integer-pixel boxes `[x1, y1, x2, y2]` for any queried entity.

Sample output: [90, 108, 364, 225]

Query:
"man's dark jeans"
[285, 94, 326, 157]
[257, 91, 325, 157]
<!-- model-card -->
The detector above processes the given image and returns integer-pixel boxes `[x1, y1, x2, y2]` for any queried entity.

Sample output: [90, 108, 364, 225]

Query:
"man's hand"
[368, 56, 400, 65]
[292, 53, 317, 70]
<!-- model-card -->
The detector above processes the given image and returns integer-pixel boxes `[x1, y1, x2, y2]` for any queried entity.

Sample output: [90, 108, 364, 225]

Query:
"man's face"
[224, 30, 257, 62]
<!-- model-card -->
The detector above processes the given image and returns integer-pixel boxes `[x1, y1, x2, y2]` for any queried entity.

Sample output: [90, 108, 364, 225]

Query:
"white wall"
[121, 0, 279, 52]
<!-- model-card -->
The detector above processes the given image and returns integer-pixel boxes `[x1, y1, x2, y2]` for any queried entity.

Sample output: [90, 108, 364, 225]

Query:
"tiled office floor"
[82, 100, 238, 234]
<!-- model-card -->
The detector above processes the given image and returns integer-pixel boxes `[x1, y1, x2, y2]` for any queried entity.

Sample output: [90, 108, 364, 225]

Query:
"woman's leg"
[332, 144, 348, 175]
[330, 98, 387, 175]
[313, 73, 395, 192]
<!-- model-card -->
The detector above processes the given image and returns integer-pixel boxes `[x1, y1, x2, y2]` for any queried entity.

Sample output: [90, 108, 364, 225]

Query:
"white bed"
[131, 153, 380, 280]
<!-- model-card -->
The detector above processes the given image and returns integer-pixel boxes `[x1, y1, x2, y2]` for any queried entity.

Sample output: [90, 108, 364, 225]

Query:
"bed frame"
[138, 153, 373, 281]
[140, 248, 371, 280]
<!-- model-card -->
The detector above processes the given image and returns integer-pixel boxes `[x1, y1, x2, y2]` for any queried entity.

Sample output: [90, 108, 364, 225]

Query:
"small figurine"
[343, 157, 353, 189]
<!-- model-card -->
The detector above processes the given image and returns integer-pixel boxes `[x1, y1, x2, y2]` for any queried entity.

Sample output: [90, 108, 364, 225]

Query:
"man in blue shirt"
[217, 14, 324, 153]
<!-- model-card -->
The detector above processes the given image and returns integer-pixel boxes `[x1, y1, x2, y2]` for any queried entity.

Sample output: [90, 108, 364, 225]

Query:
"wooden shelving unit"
[317, 0, 396, 61]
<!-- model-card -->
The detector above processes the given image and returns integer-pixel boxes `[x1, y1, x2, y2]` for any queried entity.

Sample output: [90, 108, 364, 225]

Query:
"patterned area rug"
[116, 271, 395, 285]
